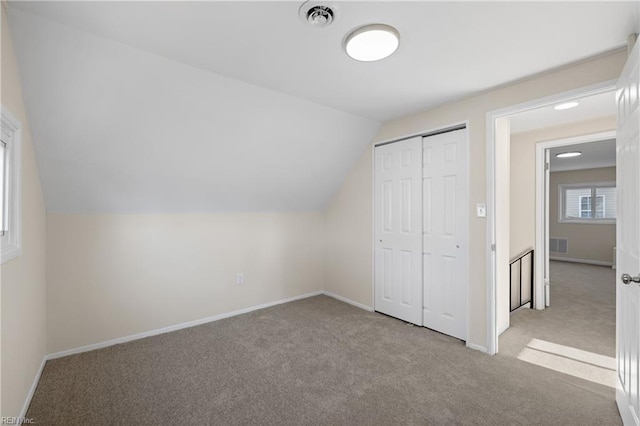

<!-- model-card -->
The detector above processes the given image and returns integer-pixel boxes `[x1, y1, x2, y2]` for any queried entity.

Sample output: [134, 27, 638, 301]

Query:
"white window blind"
[0, 139, 7, 236]
[1, 106, 22, 263]
[560, 182, 616, 223]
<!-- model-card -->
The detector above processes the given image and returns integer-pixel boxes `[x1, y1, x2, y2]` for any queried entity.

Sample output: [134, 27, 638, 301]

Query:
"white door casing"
[544, 148, 551, 307]
[616, 39, 640, 425]
[422, 129, 469, 340]
[374, 137, 423, 325]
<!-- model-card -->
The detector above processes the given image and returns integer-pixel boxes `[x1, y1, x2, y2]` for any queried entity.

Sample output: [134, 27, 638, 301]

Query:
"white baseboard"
[28, 290, 369, 413]
[550, 256, 613, 267]
[47, 290, 323, 360]
[322, 291, 374, 312]
[466, 342, 488, 353]
[18, 356, 47, 419]
[22, 289, 472, 415]
[510, 304, 531, 314]
[47, 290, 378, 362]
[498, 323, 509, 336]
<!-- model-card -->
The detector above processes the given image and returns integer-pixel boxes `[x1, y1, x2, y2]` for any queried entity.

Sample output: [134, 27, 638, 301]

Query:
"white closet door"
[422, 129, 468, 340]
[374, 137, 423, 325]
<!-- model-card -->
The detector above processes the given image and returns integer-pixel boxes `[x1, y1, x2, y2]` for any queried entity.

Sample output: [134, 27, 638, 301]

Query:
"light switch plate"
[476, 203, 487, 218]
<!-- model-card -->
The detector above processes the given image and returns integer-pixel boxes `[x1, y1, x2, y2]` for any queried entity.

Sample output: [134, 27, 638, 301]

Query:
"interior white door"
[616, 39, 640, 425]
[422, 129, 468, 340]
[374, 137, 423, 325]
[544, 148, 551, 307]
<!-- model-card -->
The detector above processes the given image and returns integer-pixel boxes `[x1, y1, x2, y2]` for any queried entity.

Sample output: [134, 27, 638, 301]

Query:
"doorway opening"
[488, 87, 619, 389]
[486, 81, 618, 356]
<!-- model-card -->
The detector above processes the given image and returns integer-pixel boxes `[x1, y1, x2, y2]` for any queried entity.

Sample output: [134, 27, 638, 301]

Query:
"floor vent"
[549, 237, 568, 254]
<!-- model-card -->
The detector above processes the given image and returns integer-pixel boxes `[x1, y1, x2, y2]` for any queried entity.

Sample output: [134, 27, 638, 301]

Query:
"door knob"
[621, 273, 640, 285]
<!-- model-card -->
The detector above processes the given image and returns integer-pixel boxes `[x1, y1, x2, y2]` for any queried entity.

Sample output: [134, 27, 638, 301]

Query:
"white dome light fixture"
[344, 24, 400, 62]
[554, 101, 580, 110]
[556, 151, 582, 158]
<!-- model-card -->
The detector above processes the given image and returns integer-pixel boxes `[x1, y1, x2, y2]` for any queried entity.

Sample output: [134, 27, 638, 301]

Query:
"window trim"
[558, 181, 616, 225]
[1, 106, 22, 264]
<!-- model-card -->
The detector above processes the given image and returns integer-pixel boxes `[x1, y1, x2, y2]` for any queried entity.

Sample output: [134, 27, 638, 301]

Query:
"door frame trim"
[534, 130, 616, 310]
[372, 121, 471, 343]
[485, 79, 617, 355]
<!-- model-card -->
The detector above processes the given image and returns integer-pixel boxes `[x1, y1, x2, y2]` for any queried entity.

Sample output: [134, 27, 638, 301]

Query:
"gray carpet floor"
[27, 268, 621, 425]
[500, 260, 616, 360]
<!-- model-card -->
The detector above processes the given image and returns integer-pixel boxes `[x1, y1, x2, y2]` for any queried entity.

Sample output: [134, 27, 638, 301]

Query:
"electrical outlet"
[236, 273, 244, 285]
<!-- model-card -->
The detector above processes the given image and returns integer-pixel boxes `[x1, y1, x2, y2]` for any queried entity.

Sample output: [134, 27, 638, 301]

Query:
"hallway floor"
[501, 260, 615, 357]
[499, 260, 616, 398]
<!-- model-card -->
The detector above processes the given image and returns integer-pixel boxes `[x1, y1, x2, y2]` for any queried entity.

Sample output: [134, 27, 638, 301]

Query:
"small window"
[0, 139, 7, 235]
[559, 182, 616, 224]
[1, 106, 22, 263]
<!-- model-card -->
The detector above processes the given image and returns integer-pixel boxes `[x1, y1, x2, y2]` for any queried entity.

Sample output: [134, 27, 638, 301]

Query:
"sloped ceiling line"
[8, 7, 380, 213]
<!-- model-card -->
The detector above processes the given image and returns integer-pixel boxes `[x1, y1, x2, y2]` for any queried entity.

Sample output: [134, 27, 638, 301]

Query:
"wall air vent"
[549, 237, 568, 254]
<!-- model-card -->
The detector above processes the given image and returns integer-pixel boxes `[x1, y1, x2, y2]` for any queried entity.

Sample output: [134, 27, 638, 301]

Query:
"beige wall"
[509, 116, 616, 259]
[47, 213, 324, 353]
[0, 4, 48, 417]
[549, 167, 616, 264]
[325, 49, 626, 350]
[324, 146, 373, 307]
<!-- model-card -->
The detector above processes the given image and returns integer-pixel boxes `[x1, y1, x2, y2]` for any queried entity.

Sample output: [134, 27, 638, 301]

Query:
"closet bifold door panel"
[374, 136, 423, 326]
[422, 129, 468, 341]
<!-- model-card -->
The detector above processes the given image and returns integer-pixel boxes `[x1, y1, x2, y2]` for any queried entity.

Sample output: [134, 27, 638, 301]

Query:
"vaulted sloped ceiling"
[7, 2, 638, 213]
[8, 7, 380, 213]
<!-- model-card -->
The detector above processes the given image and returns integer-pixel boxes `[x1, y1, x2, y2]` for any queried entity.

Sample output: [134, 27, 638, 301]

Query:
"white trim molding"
[323, 291, 374, 312]
[557, 180, 616, 225]
[550, 256, 613, 267]
[465, 342, 488, 353]
[18, 357, 46, 420]
[24, 292, 343, 415]
[44, 290, 375, 361]
[1, 105, 22, 264]
[47, 291, 323, 360]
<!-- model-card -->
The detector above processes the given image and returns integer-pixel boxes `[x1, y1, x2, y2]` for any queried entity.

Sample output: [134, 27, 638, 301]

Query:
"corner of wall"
[1, 4, 48, 417]
[322, 143, 374, 309]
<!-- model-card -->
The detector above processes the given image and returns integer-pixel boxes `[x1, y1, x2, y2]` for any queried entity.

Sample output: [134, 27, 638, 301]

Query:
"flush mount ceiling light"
[554, 101, 580, 110]
[299, 2, 337, 28]
[344, 24, 400, 62]
[556, 151, 582, 158]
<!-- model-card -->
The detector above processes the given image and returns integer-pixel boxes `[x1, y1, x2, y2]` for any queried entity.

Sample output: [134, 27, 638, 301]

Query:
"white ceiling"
[6, 1, 638, 213]
[510, 91, 616, 134]
[9, 1, 638, 121]
[8, 7, 379, 213]
[549, 139, 616, 172]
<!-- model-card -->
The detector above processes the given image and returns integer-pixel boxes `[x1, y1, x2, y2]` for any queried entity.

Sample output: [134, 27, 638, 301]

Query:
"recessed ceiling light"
[344, 24, 399, 62]
[556, 151, 582, 158]
[554, 101, 580, 110]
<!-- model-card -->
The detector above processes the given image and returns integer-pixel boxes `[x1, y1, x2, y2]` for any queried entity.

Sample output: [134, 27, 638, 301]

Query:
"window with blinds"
[559, 182, 616, 223]
[0, 138, 6, 236]
[1, 106, 22, 264]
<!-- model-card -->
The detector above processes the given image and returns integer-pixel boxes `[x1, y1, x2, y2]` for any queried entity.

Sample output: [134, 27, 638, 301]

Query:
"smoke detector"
[299, 2, 338, 28]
